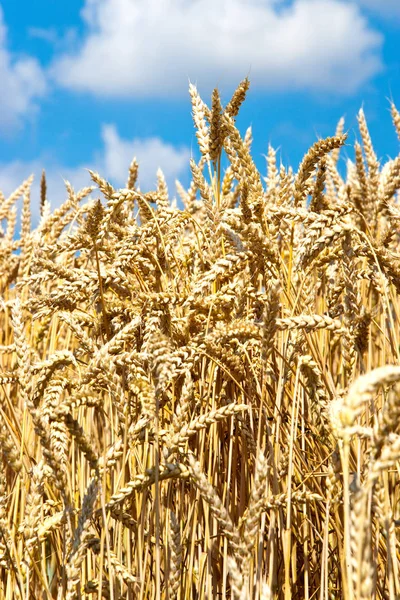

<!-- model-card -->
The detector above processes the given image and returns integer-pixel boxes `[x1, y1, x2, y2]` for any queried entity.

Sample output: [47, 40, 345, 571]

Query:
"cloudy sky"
[0, 0, 399, 221]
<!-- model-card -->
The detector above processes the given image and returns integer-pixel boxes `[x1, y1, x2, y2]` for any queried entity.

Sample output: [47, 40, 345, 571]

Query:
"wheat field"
[0, 78, 400, 599]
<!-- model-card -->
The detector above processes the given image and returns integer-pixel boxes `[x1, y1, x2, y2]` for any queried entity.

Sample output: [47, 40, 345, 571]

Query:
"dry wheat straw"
[0, 79, 400, 600]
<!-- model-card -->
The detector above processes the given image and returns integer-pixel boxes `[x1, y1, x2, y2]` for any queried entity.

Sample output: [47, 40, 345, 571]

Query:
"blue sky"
[0, 0, 399, 222]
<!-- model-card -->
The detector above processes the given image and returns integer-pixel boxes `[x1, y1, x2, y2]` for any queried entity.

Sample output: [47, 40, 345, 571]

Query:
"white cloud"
[52, 0, 383, 98]
[0, 127, 190, 227]
[28, 27, 59, 45]
[100, 124, 190, 191]
[0, 7, 46, 131]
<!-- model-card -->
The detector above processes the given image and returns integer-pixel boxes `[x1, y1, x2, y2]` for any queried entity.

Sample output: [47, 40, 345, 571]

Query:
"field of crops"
[0, 78, 400, 599]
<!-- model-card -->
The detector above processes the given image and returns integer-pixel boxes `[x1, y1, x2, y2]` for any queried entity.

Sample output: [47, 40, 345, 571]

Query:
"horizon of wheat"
[0, 78, 399, 599]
